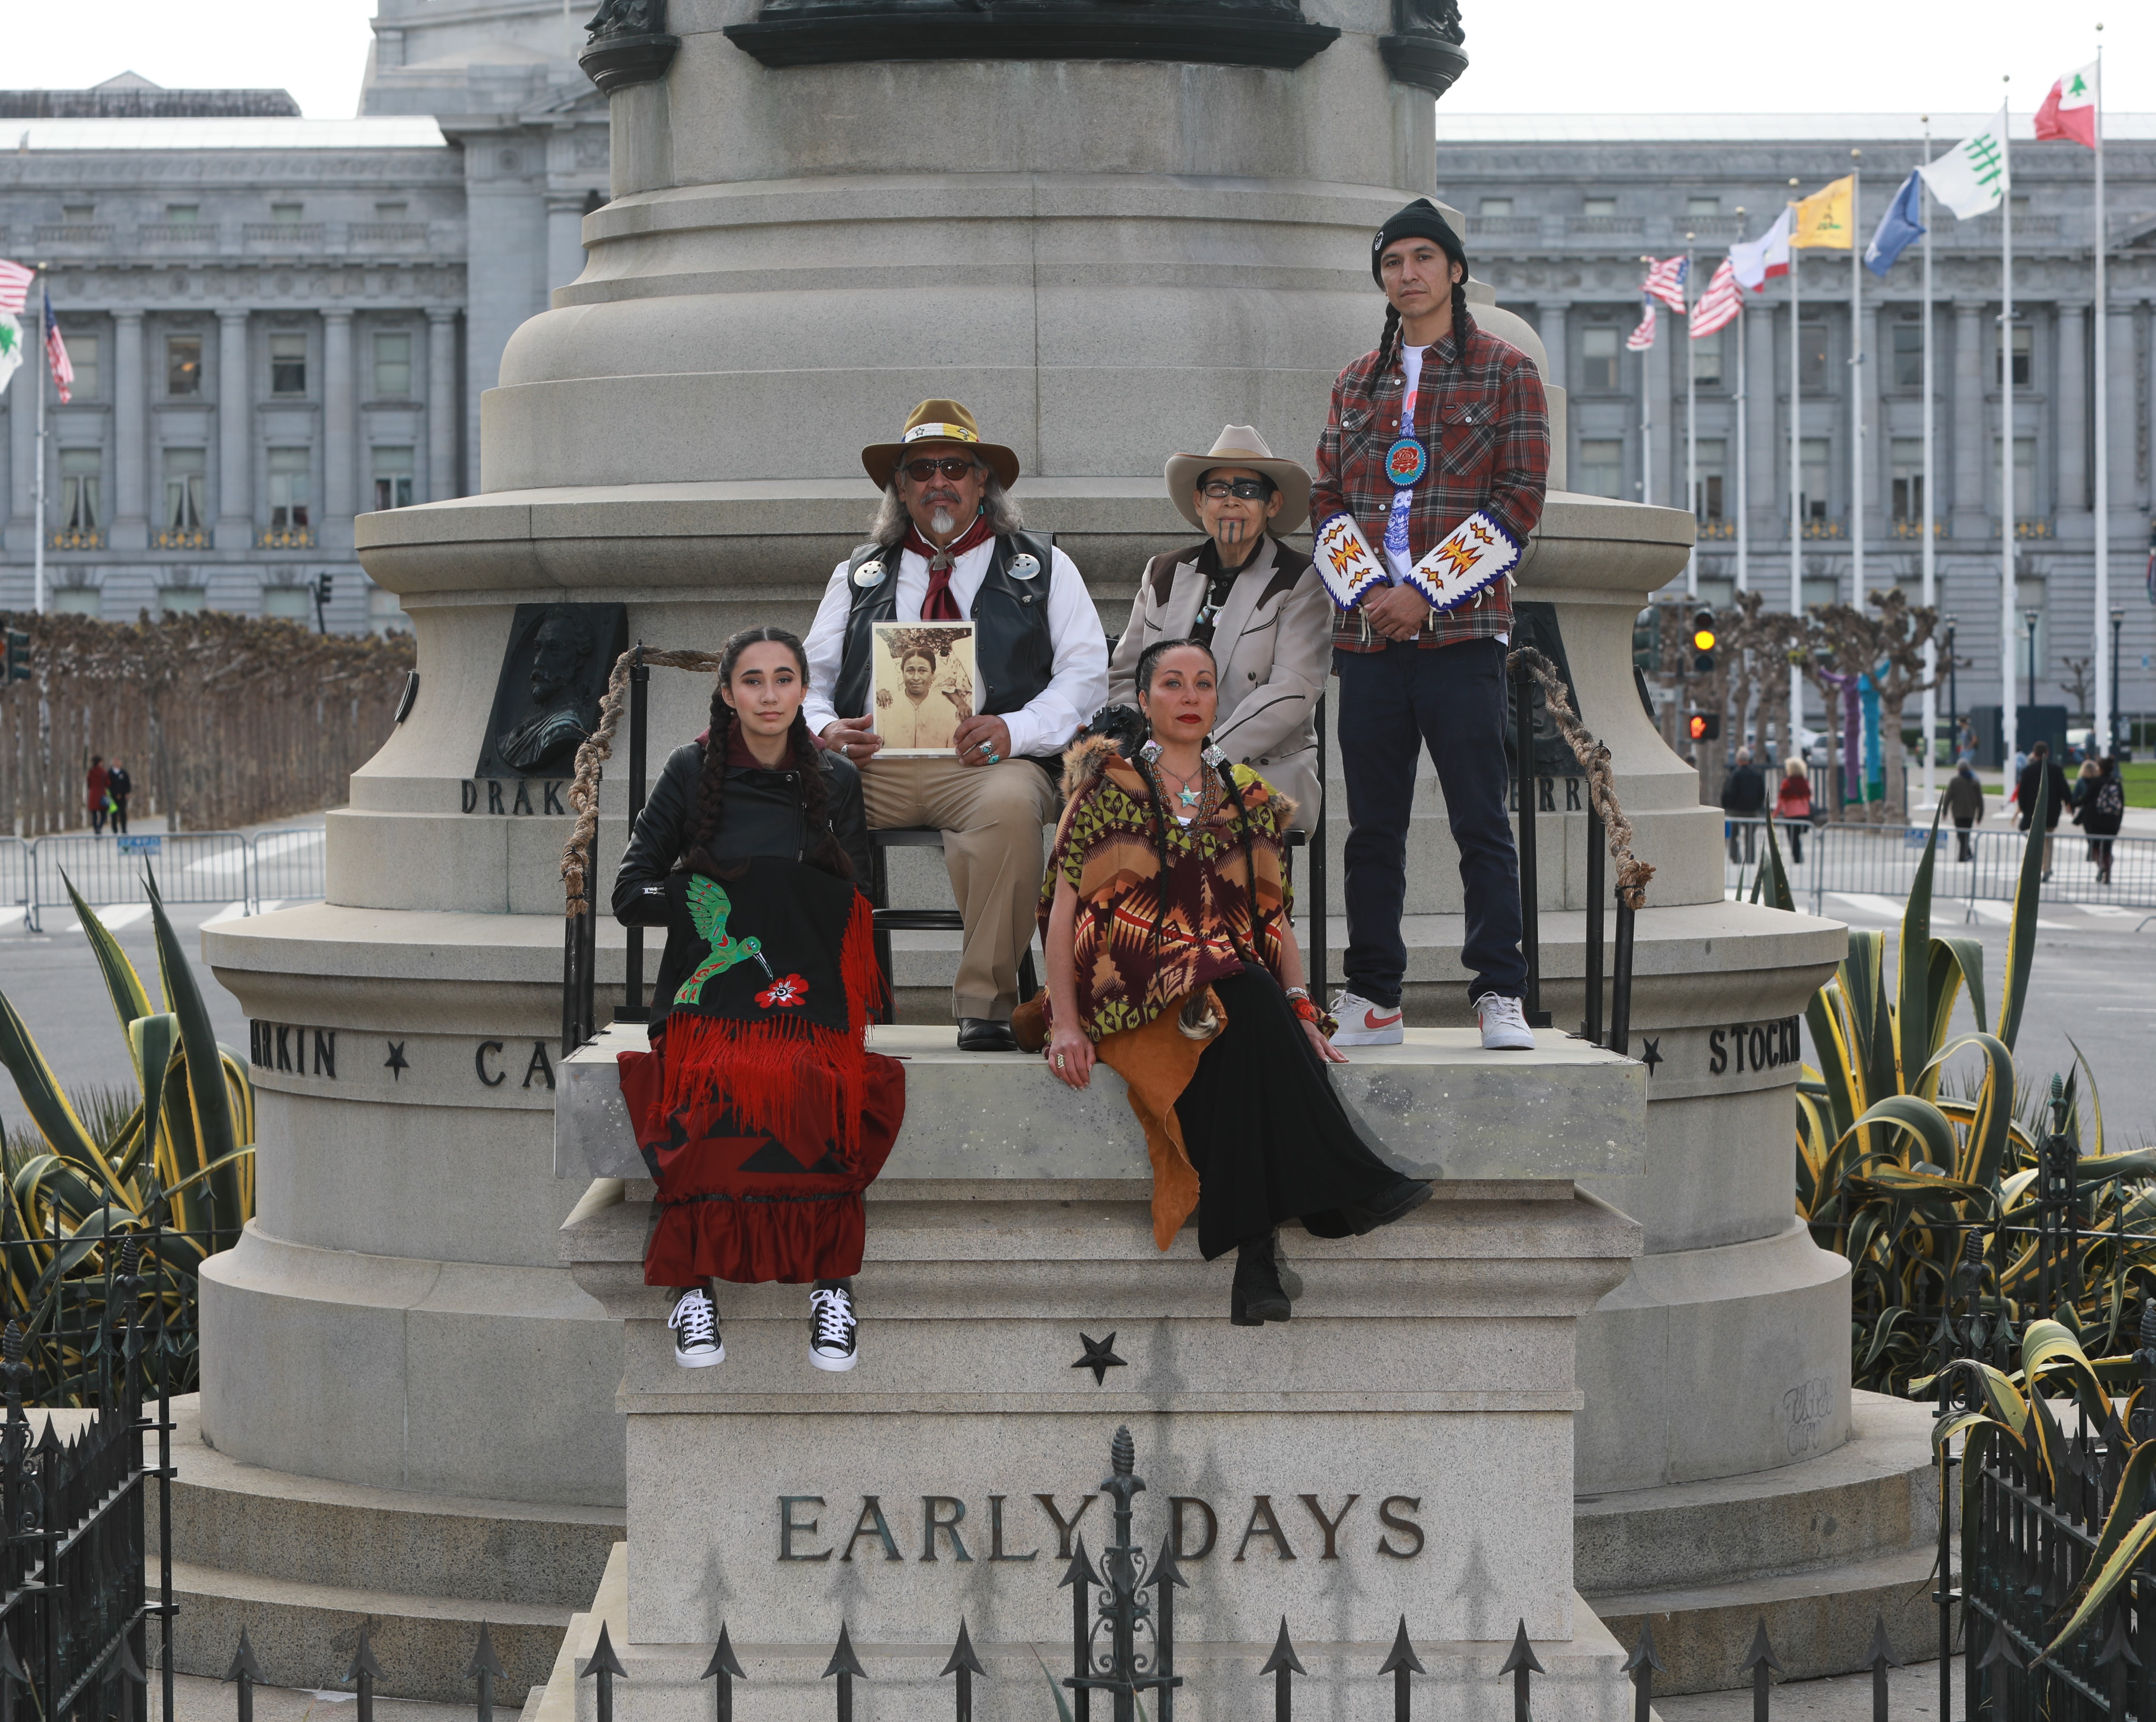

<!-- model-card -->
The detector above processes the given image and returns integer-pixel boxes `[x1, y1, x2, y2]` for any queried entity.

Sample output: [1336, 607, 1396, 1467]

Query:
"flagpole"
[32, 276, 45, 617]
[1920, 121, 1938, 807]
[1685, 236, 1698, 598]
[2000, 79, 2017, 756]
[2094, 29, 2111, 755]
[1850, 152, 1865, 622]
[1638, 273, 1654, 517]
[1788, 181, 1803, 735]
[1735, 208, 1750, 600]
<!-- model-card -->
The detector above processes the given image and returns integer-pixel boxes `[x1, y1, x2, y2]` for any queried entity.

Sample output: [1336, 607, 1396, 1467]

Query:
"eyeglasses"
[1201, 479, 1273, 501]
[903, 457, 980, 482]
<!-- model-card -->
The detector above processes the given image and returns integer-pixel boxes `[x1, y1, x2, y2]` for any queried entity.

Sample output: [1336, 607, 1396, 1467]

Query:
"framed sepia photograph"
[871, 624, 977, 757]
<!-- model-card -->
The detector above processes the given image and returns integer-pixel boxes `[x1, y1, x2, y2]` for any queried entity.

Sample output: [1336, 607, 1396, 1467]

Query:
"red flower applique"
[756, 973, 810, 1009]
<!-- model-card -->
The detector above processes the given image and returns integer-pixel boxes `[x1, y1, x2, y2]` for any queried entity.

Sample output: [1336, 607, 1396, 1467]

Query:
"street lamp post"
[2110, 606, 2126, 758]
[1944, 614, 1959, 757]
[2023, 607, 2043, 747]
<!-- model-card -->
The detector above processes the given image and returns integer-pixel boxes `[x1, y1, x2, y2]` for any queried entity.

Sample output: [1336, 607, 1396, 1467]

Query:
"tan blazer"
[1105, 534, 1330, 828]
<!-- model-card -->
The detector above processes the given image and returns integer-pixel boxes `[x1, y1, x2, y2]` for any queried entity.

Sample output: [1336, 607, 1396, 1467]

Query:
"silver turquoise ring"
[983, 747, 1001, 764]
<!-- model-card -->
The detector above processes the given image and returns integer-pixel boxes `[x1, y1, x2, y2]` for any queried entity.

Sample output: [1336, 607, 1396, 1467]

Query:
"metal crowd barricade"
[0, 837, 28, 928]
[7, 828, 329, 931]
[248, 827, 329, 906]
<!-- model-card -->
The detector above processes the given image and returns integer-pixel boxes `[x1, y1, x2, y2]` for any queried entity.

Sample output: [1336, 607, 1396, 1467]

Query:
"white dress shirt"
[802, 538, 1109, 762]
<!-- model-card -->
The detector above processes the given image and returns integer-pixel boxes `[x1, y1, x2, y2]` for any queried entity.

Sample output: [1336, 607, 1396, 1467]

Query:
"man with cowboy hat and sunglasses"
[802, 400, 1108, 1052]
[1106, 426, 1330, 829]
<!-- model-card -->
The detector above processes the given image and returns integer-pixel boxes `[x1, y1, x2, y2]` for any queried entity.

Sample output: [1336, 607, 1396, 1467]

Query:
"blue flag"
[1863, 172, 1926, 277]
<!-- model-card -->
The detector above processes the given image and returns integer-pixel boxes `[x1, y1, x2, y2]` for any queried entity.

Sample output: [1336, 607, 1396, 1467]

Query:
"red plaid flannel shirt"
[1310, 305, 1551, 652]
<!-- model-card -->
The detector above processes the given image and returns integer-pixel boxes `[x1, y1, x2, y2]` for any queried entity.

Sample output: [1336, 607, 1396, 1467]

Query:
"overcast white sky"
[4, 0, 2145, 120]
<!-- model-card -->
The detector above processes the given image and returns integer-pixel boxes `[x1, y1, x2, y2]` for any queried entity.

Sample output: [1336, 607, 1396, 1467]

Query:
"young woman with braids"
[613, 627, 897, 1373]
[1037, 639, 1431, 1325]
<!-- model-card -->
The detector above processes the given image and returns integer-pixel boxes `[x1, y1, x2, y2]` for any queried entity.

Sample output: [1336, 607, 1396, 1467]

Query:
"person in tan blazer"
[1105, 427, 1331, 829]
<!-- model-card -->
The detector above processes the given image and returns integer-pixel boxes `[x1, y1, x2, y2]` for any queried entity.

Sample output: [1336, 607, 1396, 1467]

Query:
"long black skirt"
[1180, 967, 1408, 1260]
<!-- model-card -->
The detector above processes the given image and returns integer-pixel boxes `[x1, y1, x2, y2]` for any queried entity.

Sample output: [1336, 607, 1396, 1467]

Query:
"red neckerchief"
[903, 512, 996, 620]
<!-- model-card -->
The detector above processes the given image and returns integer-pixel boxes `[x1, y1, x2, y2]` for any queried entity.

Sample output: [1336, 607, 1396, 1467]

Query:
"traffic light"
[1690, 607, 1717, 676]
[316, 574, 334, 607]
[4, 629, 28, 683]
[313, 574, 334, 636]
[1687, 712, 1721, 743]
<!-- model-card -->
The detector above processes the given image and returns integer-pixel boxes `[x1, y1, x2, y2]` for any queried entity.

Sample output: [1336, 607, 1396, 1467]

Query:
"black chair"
[866, 827, 1039, 1023]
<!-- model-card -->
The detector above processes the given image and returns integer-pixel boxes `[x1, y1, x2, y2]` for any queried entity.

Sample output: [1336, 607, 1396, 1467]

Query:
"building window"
[1890, 438, 1925, 522]
[1582, 197, 1618, 218]
[165, 448, 207, 531]
[1799, 323, 1828, 390]
[1802, 575, 1840, 611]
[1997, 324, 2032, 387]
[371, 445, 415, 511]
[1580, 325, 1621, 392]
[1686, 196, 1720, 217]
[158, 588, 207, 616]
[1479, 198, 1513, 217]
[1694, 439, 1727, 521]
[270, 202, 303, 223]
[270, 333, 307, 396]
[373, 332, 412, 397]
[164, 203, 200, 226]
[268, 447, 311, 530]
[166, 335, 202, 397]
[375, 201, 408, 219]
[60, 448, 101, 530]
[262, 584, 313, 621]
[61, 203, 93, 221]
[1997, 437, 2037, 519]
[1577, 438, 1624, 498]
[52, 588, 102, 618]
[1691, 329, 1723, 387]
[1892, 323, 1923, 389]
[1799, 437, 1830, 523]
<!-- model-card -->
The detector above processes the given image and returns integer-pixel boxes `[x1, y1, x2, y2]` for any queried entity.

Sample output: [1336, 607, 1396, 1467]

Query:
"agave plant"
[0, 870, 255, 1403]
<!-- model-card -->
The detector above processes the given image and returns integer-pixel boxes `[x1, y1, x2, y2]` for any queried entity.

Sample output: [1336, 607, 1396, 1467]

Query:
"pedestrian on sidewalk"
[1943, 761, 1985, 863]
[2016, 741, 2071, 882]
[86, 756, 109, 835]
[1775, 758, 1812, 863]
[2072, 754, 2125, 884]
[1719, 747, 1766, 863]
[105, 760, 133, 835]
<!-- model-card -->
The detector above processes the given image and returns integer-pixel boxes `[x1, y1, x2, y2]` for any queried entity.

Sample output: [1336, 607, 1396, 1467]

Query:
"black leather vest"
[832, 530, 1060, 756]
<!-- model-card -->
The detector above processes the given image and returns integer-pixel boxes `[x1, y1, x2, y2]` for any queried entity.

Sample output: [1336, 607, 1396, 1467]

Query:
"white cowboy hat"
[1164, 426, 1313, 534]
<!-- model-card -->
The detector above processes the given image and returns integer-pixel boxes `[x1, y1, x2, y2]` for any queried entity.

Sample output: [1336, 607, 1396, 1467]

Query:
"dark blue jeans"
[1336, 638, 1526, 1008]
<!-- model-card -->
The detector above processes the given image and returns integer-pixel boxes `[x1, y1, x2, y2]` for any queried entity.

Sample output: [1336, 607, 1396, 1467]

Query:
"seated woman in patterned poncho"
[1036, 639, 1430, 1325]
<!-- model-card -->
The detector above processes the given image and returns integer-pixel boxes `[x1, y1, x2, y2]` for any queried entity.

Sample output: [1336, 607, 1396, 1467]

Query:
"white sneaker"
[667, 1288, 724, 1368]
[1475, 992, 1536, 1052]
[1329, 989, 1405, 1046]
[809, 1285, 859, 1373]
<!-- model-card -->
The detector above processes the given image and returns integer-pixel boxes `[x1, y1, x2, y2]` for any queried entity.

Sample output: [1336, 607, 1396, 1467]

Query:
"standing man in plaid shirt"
[1308, 198, 1550, 1052]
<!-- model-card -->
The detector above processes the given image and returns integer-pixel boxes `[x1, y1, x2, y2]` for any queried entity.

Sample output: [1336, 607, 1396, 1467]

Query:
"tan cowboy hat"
[860, 398, 1022, 491]
[1164, 426, 1312, 534]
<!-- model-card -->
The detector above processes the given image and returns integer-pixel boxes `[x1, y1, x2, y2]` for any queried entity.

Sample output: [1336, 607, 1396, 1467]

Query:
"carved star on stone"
[385, 1041, 410, 1082]
[1637, 1037, 1662, 1076]
[1072, 1332, 1127, 1386]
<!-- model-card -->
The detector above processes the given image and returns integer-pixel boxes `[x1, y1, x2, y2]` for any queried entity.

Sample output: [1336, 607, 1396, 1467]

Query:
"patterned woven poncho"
[1038, 736, 1294, 1044]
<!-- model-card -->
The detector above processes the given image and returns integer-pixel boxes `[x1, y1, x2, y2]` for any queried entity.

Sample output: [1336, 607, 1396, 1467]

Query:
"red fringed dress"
[617, 856, 904, 1286]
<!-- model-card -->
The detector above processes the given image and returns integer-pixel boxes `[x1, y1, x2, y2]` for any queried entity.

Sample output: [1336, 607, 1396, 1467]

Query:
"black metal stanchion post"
[620, 645, 650, 1023]
[1584, 805, 1605, 1043]
[1608, 889, 1635, 1057]
[1513, 663, 1545, 1025]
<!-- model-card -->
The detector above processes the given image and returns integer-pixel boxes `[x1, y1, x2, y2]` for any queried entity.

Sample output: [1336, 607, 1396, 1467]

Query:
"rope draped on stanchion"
[1504, 646, 1655, 912]
[561, 646, 727, 918]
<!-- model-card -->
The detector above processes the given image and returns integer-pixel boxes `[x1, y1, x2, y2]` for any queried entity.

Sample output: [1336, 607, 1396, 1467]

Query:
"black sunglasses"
[903, 456, 980, 482]
[1201, 478, 1274, 501]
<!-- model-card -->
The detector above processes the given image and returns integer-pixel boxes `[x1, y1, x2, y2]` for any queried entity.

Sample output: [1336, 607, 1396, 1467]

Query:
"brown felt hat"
[1163, 426, 1312, 534]
[860, 399, 1022, 490]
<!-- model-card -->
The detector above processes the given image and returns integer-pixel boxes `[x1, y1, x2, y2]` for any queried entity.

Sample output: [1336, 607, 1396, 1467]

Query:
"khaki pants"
[861, 755, 1058, 1022]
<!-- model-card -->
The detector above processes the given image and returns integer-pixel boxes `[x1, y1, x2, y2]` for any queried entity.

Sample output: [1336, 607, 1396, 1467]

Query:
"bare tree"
[1812, 589, 1945, 824]
[2061, 656, 2095, 723]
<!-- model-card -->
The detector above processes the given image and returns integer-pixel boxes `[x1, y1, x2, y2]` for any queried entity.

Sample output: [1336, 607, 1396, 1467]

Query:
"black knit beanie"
[1370, 198, 1468, 284]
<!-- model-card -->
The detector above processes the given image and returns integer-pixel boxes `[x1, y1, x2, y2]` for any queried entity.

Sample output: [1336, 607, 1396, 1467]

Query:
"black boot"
[1231, 1234, 1291, 1325]
[1338, 1177, 1433, 1236]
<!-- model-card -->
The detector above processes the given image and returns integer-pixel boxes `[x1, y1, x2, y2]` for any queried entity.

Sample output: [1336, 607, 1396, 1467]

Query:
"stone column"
[1537, 300, 1566, 393]
[2107, 304, 2141, 524]
[216, 309, 252, 537]
[1745, 301, 1775, 568]
[426, 308, 458, 504]
[545, 192, 589, 297]
[322, 309, 355, 549]
[111, 310, 147, 550]
[1951, 299, 1987, 538]
[2056, 302, 2088, 525]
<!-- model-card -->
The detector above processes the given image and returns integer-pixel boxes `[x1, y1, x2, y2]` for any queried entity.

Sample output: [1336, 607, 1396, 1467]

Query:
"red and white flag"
[43, 295, 72, 405]
[2033, 61, 2098, 149]
[1625, 300, 1657, 352]
[1730, 208, 1793, 292]
[1691, 257, 1743, 339]
[0, 259, 32, 314]
[1642, 254, 1689, 312]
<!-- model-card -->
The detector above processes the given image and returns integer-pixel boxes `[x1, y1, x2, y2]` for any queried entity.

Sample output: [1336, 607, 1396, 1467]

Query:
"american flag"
[1690, 256, 1743, 340]
[1642, 254, 1689, 313]
[0, 259, 32, 314]
[1625, 299, 1657, 352]
[43, 294, 72, 404]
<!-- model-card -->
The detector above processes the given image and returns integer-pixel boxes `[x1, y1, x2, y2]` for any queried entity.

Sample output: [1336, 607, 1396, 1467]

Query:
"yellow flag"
[1793, 176, 1855, 250]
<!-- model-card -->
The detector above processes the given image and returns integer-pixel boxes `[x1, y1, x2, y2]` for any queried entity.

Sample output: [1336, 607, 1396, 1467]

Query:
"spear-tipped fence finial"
[1378, 1616, 1423, 1722]
[1500, 1620, 1543, 1722]
[1739, 1619, 1782, 1722]
[1865, 1614, 1900, 1722]
[703, 1625, 747, 1722]
[1976, 1618, 2025, 1674]
[468, 1623, 505, 1722]
[1623, 1618, 1665, 1722]
[581, 1621, 629, 1722]
[345, 1620, 383, 1722]
[823, 1623, 867, 1722]
[941, 1617, 987, 1722]
[1259, 1617, 1306, 1722]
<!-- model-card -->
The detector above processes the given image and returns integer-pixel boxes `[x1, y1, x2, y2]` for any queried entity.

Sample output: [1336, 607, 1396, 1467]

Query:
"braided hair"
[678, 626, 852, 884]
[1132, 639, 1270, 979]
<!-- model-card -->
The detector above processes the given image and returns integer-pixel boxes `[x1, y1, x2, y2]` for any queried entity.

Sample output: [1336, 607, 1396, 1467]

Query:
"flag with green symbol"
[0, 315, 20, 394]
[1918, 106, 2011, 219]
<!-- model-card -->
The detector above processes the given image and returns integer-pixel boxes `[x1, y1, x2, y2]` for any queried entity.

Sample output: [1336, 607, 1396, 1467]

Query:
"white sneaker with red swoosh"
[1328, 989, 1404, 1046]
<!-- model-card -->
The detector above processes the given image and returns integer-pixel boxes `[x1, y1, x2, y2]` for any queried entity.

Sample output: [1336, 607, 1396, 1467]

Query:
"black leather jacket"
[613, 739, 872, 1007]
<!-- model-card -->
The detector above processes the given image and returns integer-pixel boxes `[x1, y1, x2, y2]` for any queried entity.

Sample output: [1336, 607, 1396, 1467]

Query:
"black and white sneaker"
[809, 1285, 859, 1372]
[667, 1287, 724, 1368]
